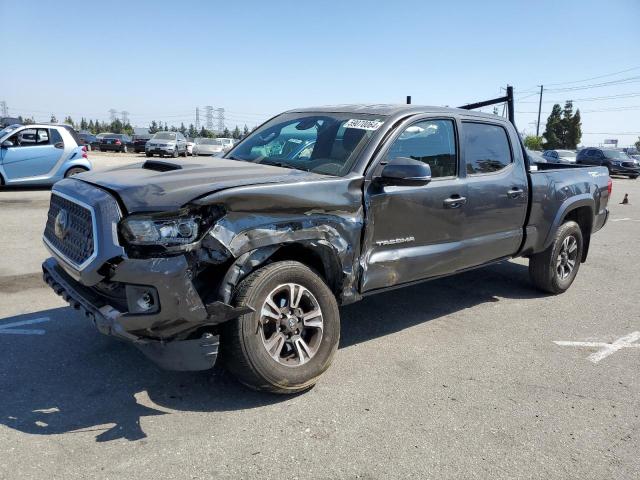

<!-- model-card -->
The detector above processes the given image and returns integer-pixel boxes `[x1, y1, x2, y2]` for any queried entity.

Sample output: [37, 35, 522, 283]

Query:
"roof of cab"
[285, 104, 505, 121]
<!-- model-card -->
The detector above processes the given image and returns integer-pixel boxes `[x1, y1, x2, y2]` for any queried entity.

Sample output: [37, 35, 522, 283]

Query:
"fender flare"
[542, 194, 595, 250]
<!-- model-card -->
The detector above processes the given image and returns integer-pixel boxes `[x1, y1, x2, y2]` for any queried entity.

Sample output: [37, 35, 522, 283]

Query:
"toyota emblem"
[54, 209, 70, 240]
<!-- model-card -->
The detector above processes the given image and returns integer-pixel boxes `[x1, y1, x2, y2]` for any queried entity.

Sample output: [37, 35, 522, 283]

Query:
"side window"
[36, 129, 49, 144]
[386, 119, 457, 178]
[50, 129, 64, 146]
[463, 122, 512, 175]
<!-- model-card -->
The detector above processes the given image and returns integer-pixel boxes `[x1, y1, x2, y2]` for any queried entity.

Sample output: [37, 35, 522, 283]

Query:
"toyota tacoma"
[42, 105, 610, 393]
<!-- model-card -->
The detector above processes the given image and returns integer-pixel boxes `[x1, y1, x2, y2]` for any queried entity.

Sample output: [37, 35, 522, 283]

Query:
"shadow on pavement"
[0, 260, 541, 442]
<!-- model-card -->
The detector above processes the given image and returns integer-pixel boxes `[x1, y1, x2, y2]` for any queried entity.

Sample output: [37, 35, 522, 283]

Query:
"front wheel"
[529, 221, 583, 294]
[629, 175, 638, 180]
[222, 261, 340, 393]
[122, 145, 128, 153]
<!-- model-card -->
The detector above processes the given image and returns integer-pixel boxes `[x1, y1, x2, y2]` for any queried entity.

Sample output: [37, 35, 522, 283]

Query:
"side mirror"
[1, 140, 14, 148]
[379, 157, 432, 186]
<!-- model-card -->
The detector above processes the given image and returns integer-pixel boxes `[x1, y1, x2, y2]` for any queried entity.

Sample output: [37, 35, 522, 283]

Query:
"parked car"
[186, 138, 194, 156]
[0, 124, 91, 186]
[576, 147, 640, 179]
[145, 131, 188, 157]
[77, 132, 98, 151]
[0, 117, 22, 128]
[192, 137, 225, 156]
[99, 133, 132, 153]
[542, 149, 577, 163]
[217, 137, 236, 152]
[41, 104, 610, 393]
[132, 134, 152, 153]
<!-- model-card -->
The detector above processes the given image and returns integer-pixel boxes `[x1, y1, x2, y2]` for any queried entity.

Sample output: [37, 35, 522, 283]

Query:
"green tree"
[179, 122, 187, 135]
[565, 107, 582, 149]
[149, 121, 159, 134]
[222, 127, 231, 138]
[243, 124, 249, 137]
[199, 126, 208, 138]
[188, 123, 197, 137]
[635, 137, 640, 151]
[524, 135, 543, 151]
[232, 125, 241, 139]
[63, 116, 75, 128]
[80, 118, 88, 131]
[50, 114, 58, 123]
[542, 104, 563, 149]
[163, 122, 169, 132]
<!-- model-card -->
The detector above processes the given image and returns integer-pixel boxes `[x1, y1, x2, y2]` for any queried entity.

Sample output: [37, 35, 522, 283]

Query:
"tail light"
[82, 151, 88, 159]
[607, 178, 613, 196]
[82, 146, 87, 152]
[115, 140, 121, 145]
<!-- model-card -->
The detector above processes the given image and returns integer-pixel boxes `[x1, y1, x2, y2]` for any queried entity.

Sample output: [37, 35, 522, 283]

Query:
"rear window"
[61, 126, 82, 146]
[462, 122, 513, 174]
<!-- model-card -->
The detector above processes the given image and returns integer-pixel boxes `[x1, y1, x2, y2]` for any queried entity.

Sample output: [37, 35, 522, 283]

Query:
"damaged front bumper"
[42, 256, 251, 371]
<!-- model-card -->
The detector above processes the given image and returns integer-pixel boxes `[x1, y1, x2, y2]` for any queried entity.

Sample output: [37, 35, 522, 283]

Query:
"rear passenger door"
[456, 121, 528, 267]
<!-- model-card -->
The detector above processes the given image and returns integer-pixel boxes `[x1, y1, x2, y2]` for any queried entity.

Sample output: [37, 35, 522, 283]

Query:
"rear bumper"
[42, 256, 249, 371]
[146, 147, 177, 155]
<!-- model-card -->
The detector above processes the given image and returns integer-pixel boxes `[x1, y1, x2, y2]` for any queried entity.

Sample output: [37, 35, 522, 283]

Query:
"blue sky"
[1, 0, 639, 145]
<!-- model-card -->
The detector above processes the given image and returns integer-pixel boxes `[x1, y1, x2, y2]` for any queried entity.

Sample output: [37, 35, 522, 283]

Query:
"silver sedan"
[192, 138, 225, 156]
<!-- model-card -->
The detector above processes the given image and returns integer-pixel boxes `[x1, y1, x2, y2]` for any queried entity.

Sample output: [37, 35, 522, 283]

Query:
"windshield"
[0, 124, 21, 138]
[197, 138, 222, 146]
[557, 150, 576, 158]
[603, 149, 629, 160]
[225, 112, 386, 176]
[153, 132, 177, 140]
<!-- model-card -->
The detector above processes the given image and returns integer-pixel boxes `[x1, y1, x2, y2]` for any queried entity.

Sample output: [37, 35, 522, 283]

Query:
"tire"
[172, 148, 178, 158]
[64, 167, 87, 178]
[629, 175, 638, 180]
[529, 220, 583, 294]
[122, 146, 128, 153]
[99, 148, 104, 152]
[145, 152, 152, 157]
[222, 261, 340, 394]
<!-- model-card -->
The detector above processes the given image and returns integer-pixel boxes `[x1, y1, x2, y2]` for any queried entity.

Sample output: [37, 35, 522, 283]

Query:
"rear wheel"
[145, 152, 152, 157]
[222, 261, 340, 393]
[629, 175, 638, 180]
[172, 148, 178, 158]
[182, 146, 187, 157]
[64, 167, 87, 178]
[122, 145, 128, 153]
[529, 220, 583, 294]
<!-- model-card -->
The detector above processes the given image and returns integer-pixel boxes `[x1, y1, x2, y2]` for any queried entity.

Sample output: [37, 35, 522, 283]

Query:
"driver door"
[361, 117, 468, 292]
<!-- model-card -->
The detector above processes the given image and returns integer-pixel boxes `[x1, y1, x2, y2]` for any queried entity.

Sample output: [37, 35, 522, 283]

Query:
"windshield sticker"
[343, 119, 384, 131]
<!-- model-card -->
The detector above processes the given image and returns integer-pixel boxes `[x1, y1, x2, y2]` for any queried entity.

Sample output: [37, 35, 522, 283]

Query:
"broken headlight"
[120, 210, 202, 247]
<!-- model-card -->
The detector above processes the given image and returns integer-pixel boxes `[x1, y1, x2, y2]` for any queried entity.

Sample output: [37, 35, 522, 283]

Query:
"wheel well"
[268, 243, 342, 295]
[562, 206, 592, 262]
[65, 166, 89, 176]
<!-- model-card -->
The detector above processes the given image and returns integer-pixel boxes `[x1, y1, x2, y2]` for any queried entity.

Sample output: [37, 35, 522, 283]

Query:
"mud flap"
[135, 333, 219, 371]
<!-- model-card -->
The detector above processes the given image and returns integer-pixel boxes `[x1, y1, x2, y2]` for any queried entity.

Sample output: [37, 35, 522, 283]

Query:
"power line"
[545, 76, 640, 93]
[519, 91, 640, 104]
[544, 65, 640, 87]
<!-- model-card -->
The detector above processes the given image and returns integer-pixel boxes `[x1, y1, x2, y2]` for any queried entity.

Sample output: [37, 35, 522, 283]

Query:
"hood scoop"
[142, 160, 183, 172]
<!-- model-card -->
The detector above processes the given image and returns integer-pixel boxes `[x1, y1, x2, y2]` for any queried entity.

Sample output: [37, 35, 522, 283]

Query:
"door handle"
[54, 142, 64, 149]
[443, 195, 467, 209]
[507, 188, 524, 199]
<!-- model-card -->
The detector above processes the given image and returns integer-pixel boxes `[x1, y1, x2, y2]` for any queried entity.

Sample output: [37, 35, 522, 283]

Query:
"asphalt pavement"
[0, 156, 638, 479]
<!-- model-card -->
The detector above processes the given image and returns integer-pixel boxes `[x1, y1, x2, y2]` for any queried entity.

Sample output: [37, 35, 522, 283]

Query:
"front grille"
[622, 161, 638, 168]
[44, 193, 95, 268]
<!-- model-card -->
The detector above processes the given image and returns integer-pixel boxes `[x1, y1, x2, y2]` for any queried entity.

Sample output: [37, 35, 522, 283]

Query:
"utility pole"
[195, 107, 200, 130]
[536, 85, 544, 137]
[215, 108, 225, 133]
[108, 109, 118, 122]
[0, 101, 7, 117]
[121, 111, 129, 124]
[205, 106, 214, 130]
[406, 96, 411, 104]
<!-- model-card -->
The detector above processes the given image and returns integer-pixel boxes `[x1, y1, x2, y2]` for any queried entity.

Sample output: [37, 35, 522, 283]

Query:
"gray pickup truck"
[42, 105, 610, 393]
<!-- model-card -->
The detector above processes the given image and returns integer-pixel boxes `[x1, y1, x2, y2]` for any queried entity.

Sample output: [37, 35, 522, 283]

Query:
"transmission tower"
[121, 111, 129, 124]
[108, 109, 118, 122]
[215, 108, 225, 133]
[195, 107, 200, 130]
[0, 101, 7, 117]
[204, 106, 214, 130]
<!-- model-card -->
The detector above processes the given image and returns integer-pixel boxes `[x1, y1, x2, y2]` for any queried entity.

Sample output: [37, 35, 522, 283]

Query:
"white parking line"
[554, 331, 640, 363]
[0, 317, 51, 335]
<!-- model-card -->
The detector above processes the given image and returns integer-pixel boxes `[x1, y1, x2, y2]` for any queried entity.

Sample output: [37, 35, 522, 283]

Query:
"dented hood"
[78, 158, 324, 212]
